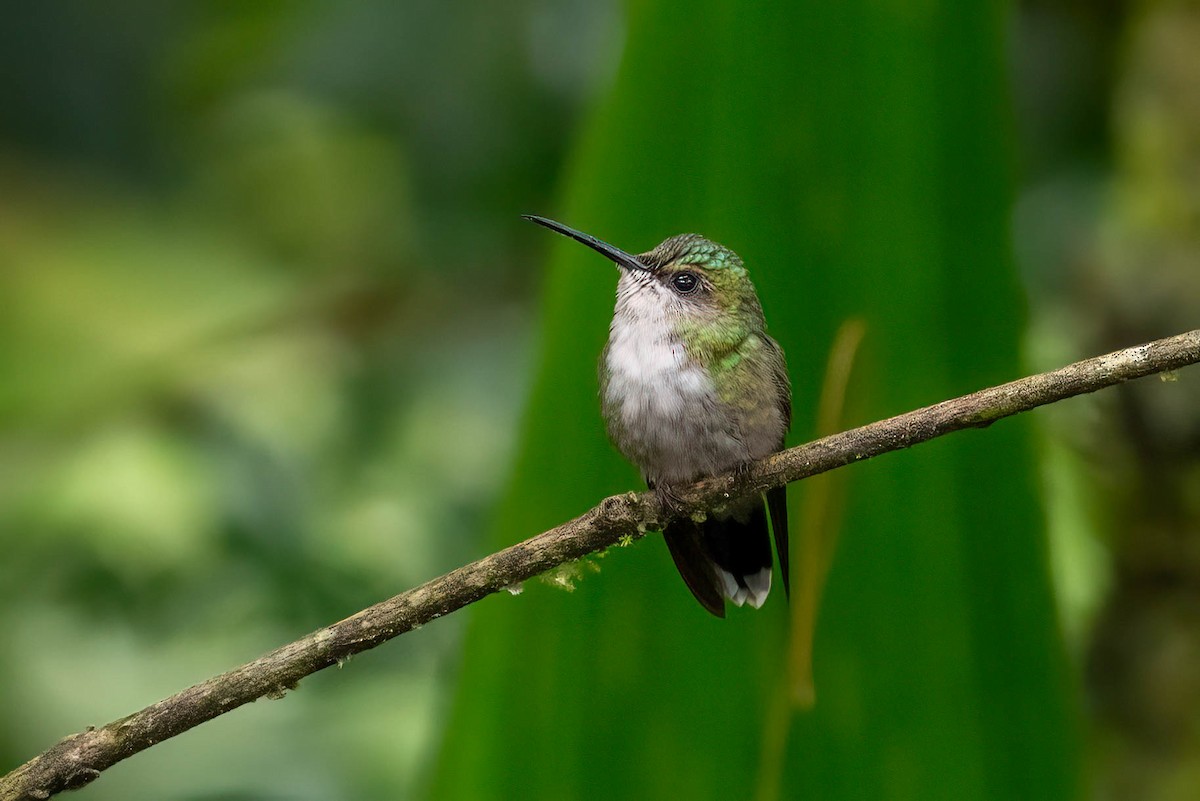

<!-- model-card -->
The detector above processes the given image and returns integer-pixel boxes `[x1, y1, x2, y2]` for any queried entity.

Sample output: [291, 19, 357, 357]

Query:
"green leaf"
[432, 3, 1080, 799]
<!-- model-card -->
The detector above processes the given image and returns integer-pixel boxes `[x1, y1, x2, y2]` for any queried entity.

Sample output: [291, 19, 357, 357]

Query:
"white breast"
[602, 281, 748, 485]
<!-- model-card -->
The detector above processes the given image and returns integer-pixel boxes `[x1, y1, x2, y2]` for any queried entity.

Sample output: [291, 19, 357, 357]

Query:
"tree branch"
[3, 329, 1198, 801]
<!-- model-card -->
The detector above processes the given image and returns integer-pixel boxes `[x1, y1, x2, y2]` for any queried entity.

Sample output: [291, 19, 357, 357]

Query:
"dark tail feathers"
[662, 489, 789, 617]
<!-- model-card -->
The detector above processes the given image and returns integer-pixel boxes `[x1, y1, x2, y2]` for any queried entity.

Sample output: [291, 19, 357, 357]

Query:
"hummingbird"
[524, 215, 791, 617]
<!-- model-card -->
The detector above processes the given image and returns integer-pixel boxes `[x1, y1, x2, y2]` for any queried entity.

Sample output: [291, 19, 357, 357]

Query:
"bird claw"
[653, 484, 687, 518]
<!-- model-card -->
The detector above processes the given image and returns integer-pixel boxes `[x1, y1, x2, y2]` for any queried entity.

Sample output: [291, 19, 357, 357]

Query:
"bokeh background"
[1, 2, 1197, 800]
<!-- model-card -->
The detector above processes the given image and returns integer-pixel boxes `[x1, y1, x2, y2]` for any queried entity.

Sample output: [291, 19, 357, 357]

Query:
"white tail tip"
[715, 566, 772, 609]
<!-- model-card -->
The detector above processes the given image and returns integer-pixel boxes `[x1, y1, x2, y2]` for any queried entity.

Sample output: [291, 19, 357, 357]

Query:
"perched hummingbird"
[525, 215, 791, 617]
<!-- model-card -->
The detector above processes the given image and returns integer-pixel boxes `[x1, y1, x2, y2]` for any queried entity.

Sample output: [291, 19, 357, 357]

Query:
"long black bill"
[523, 215, 649, 272]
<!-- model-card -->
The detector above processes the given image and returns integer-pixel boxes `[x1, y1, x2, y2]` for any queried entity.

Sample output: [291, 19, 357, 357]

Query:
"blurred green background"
[1, 2, 1197, 800]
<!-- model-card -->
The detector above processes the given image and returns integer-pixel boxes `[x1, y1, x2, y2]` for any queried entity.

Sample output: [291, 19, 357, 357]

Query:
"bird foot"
[652, 483, 687, 519]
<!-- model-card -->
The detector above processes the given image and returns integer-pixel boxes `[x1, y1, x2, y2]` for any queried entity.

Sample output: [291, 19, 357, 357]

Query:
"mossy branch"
[3, 329, 1199, 801]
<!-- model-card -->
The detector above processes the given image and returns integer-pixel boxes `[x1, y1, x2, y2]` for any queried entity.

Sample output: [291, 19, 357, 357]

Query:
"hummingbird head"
[523, 216, 765, 330]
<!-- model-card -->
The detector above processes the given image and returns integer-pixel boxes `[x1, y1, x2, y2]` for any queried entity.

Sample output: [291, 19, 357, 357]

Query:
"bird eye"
[671, 271, 699, 294]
